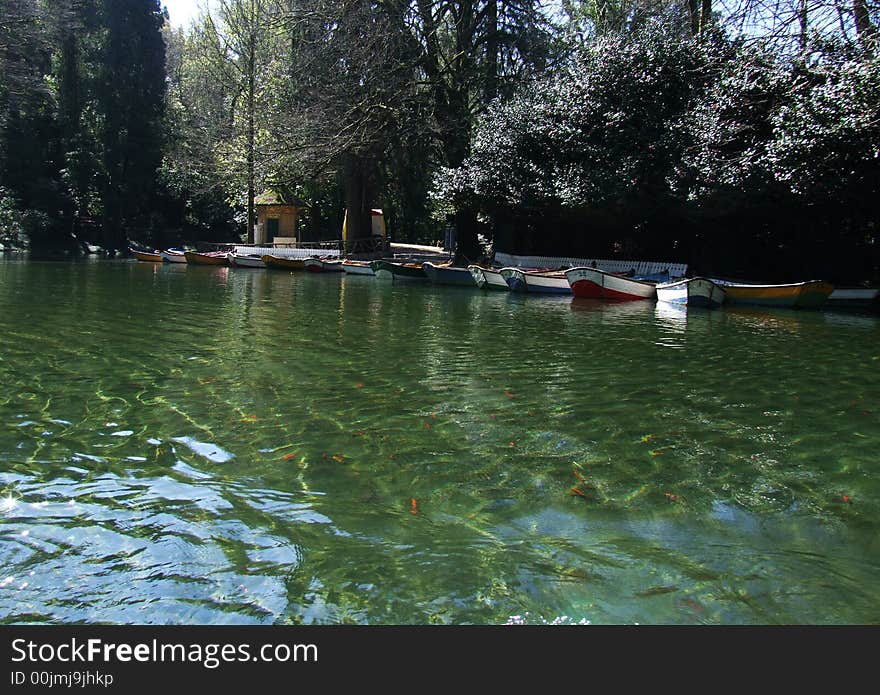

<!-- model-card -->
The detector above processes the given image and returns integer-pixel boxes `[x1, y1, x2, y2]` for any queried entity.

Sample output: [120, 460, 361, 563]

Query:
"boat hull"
[342, 260, 375, 275]
[262, 255, 306, 270]
[717, 280, 834, 309]
[565, 267, 657, 301]
[827, 287, 880, 310]
[304, 258, 344, 273]
[371, 260, 428, 282]
[468, 265, 508, 290]
[499, 267, 527, 292]
[422, 262, 476, 286]
[160, 249, 187, 263]
[523, 271, 571, 294]
[228, 253, 265, 268]
[656, 277, 725, 308]
[185, 251, 228, 266]
[131, 249, 163, 262]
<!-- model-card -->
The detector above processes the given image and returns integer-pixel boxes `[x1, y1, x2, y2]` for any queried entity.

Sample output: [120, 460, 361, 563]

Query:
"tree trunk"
[699, 0, 712, 34]
[484, 0, 498, 103]
[246, 31, 255, 244]
[687, 0, 699, 36]
[798, 0, 808, 50]
[343, 156, 372, 250]
[852, 0, 878, 45]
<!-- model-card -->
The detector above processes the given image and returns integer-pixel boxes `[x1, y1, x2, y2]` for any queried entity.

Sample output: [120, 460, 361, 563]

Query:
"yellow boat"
[130, 248, 163, 262]
[713, 279, 834, 309]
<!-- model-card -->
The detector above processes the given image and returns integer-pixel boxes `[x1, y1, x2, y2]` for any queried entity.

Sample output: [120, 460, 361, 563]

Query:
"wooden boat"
[228, 252, 265, 268]
[184, 251, 228, 266]
[262, 255, 306, 270]
[826, 287, 880, 311]
[130, 248, 163, 262]
[655, 277, 726, 309]
[565, 267, 660, 301]
[468, 265, 509, 290]
[711, 279, 834, 309]
[160, 248, 187, 263]
[304, 257, 344, 273]
[522, 270, 571, 294]
[370, 259, 428, 282]
[422, 261, 476, 286]
[341, 259, 375, 275]
[499, 267, 557, 292]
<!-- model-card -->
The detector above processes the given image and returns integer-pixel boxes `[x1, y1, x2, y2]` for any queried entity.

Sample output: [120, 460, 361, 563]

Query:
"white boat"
[341, 260, 375, 275]
[228, 252, 266, 268]
[521, 270, 571, 294]
[304, 257, 345, 273]
[656, 277, 726, 309]
[160, 248, 187, 263]
[468, 265, 509, 290]
[565, 267, 660, 301]
[827, 287, 880, 311]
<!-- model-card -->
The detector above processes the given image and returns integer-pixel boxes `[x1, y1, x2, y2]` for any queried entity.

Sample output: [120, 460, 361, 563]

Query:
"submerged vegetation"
[1, 0, 878, 280]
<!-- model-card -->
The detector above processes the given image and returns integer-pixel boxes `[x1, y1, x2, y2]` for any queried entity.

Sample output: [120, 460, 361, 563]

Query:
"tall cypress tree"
[96, 0, 166, 252]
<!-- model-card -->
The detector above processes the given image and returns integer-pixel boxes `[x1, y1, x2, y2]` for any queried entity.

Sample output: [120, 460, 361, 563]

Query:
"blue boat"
[421, 262, 477, 287]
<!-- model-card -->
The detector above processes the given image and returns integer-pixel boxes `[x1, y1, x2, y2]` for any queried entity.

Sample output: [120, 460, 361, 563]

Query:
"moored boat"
[826, 287, 880, 311]
[341, 259, 375, 275]
[228, 252, 266, 268]
[522, 270, 571, 294]
[468, 265, 509, 290]
[565, 267, 659, 301]
[370, 259, 428, 282]
[499, 266, 556, 292]
[655, 277, 726, 308]
[303, 257, 344, 272]
[422, 261, 476, 286]
[160, 248, 187, 263]
[130, 248, 163, 262]
[712, 279, 834, 309]
[185, 251, 228, 266]
[262, 255, 306, 271]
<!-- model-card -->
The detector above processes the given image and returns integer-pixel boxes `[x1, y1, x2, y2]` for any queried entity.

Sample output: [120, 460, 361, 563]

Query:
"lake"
[1, 258, 878, 624]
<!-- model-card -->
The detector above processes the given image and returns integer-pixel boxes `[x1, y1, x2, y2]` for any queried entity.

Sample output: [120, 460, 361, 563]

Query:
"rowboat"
[341, 259, 375, 275]
[228, 252, 265, 268]
[655, 277, 726, 308]
[130, 248, 163, 262]
[371, 259, 428, 282]
[826, 287, 880, 311]
[422, 261, 476, 286]
[711, 279, 834, 309]
[565, 267, 660, 301]
[522, 270, 571, 294]
[160, 248, 187, 263]
[468, 265, 509, 290]
[262, 255, 306, 270]
[499, 267, 557, 292]
[184, 251, 228, 266]
[304, 258, 344, 273]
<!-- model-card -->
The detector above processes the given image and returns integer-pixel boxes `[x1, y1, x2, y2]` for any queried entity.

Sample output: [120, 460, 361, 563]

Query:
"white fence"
[233, 245, 341, 259]
[493, 252, 687, 278]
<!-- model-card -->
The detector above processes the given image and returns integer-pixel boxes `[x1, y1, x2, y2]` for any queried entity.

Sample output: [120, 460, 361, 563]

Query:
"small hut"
[254, 191, 308, 245]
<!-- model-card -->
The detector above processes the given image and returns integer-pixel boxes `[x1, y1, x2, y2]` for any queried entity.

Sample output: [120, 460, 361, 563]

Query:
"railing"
[199, 240, 344, 259]
[493, 252, 687, 278]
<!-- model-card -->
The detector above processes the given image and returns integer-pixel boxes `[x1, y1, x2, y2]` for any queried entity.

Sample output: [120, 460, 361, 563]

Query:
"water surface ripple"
[1, 260, 878, 624]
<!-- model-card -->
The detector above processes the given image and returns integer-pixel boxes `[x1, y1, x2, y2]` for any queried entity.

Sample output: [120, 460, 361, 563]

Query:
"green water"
[1, 258, 878, 625]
